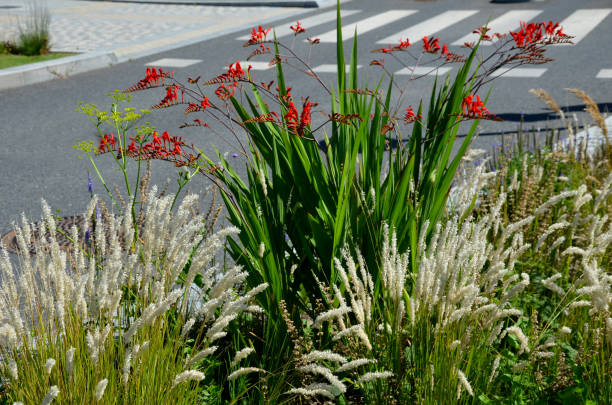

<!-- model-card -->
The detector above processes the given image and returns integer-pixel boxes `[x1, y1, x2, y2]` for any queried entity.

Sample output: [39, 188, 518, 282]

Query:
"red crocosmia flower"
[398, 38, 411, 49]
[284, 99, 313, 138]
[152, 131, 161, 146]
[300, 101, 312, 126]
[98, 133, 117, 152]
[422, 36, 441, 53]
[462, 42, 474, 48]
[172, 142, 181, 156]
[247, 25, 271, 45]
[307, 37, 320, 44]
[461, 94, 500, 120]
[472, 26, 492, 40]
[227, 61, 245, 80]
[161, 131, 170, 147]
[403, 105, 422, 123]
[215, 83, 237, 100]
[370, 59, 385, 66]
[441, 43, 449, 55]
[201, 97, 211, 109]
[290, 21, 306, 35]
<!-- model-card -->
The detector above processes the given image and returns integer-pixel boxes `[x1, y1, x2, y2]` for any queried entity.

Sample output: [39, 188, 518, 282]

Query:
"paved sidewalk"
[0, 0, 335, 89]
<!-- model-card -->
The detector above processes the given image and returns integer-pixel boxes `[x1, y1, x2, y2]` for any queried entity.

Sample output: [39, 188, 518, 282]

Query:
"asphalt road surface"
[1, 0, 611, 235]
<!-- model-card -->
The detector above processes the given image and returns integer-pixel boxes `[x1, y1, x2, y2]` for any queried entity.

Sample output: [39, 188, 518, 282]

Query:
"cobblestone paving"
[0, 0, 300, 54]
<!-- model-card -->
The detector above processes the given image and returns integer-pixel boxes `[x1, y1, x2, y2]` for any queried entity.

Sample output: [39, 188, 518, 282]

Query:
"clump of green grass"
[17, 0, 51, 56]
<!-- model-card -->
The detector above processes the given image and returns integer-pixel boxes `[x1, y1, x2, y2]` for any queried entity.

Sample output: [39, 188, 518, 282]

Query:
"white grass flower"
[302, 350, 347, 364]
[332, 324, 364, 341]
[606, 317, 612, 345]
[186, 346, 218, 367]
[95, 379, 108, 401]
[505, 326, 530, 355]
[65, 347, 75, 378]
[298, 364, 345, 394]
[172, 370, 205, 388]
[44, 358, 56, 375]
[227, 367, 266, 381]
[286, 384, 335, 399]
[535, 190, 578, 216]
[456, 368, 474, 397]
[122, 348, 132, 385]
[357, 371, 393, 384]
[489, 356, 501, 383]
[181, 318, 196, 338]
[542, 273, 565, 296]
[12, 402, 24, 405]
[314, 306, 351, 329]
[569, 300, 591, 309]
[231, 347, 254, 368]
[450, 340, 461, 350]
[41, 385, 60, 405]
[548, 236, 566, 253]
[7, 358, 18, 381]
[258, 242, 265, 258]
[535, 351, 555, 359]
[560, 326, 572, 335]
[336, 358, 376, 373]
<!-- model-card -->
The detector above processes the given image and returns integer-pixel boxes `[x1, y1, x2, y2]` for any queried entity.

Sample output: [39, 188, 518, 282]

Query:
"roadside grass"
[0, 52, 73, 70]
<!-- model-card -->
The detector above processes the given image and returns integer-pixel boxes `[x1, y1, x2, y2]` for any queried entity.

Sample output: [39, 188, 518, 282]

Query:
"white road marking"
[452, 10, 543, 46]
[316, 10, 417, 43]
[489, 67, 547, 78]
[312, 64, 362, 72]
[236, 9, 361, 41]
[226, 61, 273, 70]
[555, 9, 612, 45]
[596, 69, 612, 79]
[377, 10, 478, 45]
[395, 66, 452, 76]
[145, 58, 201, 67]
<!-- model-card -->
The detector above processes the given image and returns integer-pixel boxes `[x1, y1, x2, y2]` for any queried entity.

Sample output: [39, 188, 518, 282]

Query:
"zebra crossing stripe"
[312, 64, 363, 73]
[316, 10, 417, 43]
[596, 69, 612, 79]
[236, 9, 361, 41]
[555, 9, 612, 45]
[395, 66, 452, 76]
[452, 10, 543, 46]
[377, 10, 478, 45]
[490, 67, 547, 78]
[227, 61, 273, 70]
[146, 58, 202, 68]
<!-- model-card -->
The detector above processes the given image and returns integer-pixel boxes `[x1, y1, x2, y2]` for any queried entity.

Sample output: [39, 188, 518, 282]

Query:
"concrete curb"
[0, 51, 119, 91]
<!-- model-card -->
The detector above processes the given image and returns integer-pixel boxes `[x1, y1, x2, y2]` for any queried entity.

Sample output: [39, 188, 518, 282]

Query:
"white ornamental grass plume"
[95, 378, 108, 401]
[455, 368, 473, 399]
[380, 223, 409, 327]
[542, 273, 565, 296]
[172, 369, 205, 388]
[44, 358, 55, 375]
[231, 347, 255, 368]
[41, 385, 59, 405]
[447, 155, 496, 215]
[65, 347, 75, 378]
[0, 190, 269, 399]
[356, 370, 394, 384]
[227, 367, 266, 381]
[411, 191, 531, 337]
